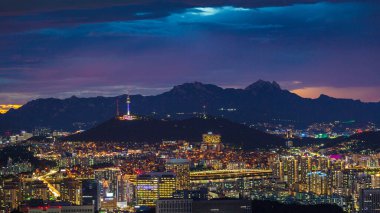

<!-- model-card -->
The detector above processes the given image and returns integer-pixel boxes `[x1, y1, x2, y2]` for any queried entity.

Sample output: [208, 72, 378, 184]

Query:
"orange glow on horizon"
[292, 86, 380, 102]
[0, 104, 22, 114]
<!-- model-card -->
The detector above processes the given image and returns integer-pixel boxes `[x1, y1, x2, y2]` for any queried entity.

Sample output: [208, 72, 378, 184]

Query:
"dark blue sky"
[0, 0, 379, 104]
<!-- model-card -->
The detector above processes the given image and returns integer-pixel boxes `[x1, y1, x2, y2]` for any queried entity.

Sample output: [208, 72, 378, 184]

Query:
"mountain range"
[1, 80, 380, 133]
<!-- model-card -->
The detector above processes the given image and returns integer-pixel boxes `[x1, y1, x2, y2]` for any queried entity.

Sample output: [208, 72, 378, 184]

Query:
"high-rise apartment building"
[60, 178, 82, 205]
[300, 157, 312, 184]
[307, 171, 331, 195]
[272, 161, 285, 181]
[286, 158, 298, 185]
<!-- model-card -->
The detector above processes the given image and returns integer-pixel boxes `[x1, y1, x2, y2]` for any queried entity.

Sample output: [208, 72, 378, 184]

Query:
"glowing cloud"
[292, 86, 380, 102]
[0, 104, 22, 114]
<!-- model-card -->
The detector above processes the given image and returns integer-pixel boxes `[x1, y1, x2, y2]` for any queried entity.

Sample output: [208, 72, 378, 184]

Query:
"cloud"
[0, 104, 22, 114]
[0, 0, 379, 104]
[0, 0, 350, 16]
[0, 0, 354, 34]
[0, 92, 40, 105]
[53, 85, 172, 97]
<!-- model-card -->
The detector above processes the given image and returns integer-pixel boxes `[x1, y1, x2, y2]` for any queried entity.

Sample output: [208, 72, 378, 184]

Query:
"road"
[35, 169, 61, 198]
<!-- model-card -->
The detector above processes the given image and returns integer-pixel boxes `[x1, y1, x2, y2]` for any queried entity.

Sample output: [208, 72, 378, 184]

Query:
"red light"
[135, 169, 144, 175]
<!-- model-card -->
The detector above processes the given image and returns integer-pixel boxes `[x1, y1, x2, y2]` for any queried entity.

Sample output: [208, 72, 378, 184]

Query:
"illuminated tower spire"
[127, 95, 131, 116]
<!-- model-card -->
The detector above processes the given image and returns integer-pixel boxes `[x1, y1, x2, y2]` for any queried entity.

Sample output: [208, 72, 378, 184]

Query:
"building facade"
[165, 159, 190, 190]
[136, 172, 176, 206]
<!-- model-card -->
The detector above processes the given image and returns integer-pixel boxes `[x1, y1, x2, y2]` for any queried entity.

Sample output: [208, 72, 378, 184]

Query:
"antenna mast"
[116, 99, 119, 116]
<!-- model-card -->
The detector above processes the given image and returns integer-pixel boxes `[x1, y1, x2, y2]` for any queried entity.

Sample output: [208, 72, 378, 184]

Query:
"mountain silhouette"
[1, 80, 379, 132]
[65, 116, 285, 149]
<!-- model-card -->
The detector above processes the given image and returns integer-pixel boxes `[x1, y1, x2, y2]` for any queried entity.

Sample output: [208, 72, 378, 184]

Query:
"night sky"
[1, 0, 380, 105]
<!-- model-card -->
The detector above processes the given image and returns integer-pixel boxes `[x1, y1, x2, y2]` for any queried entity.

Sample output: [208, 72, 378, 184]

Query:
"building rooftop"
[166, 159, 190, 164]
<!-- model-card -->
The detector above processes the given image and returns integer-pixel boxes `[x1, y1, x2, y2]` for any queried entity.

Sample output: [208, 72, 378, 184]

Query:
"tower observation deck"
[119, 94, 137, 121]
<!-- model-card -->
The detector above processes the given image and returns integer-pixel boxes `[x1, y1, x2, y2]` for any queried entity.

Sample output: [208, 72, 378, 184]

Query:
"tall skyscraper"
[136, 172, 176, 206]
[300, 157, 312, 184]
[307, 171, 331, 195]
[165, 159, 190, 190]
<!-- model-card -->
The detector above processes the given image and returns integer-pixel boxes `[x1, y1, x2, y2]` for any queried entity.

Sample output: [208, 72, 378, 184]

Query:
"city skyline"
[1, 0, 380, 105]
[2, 1, 380, 212]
